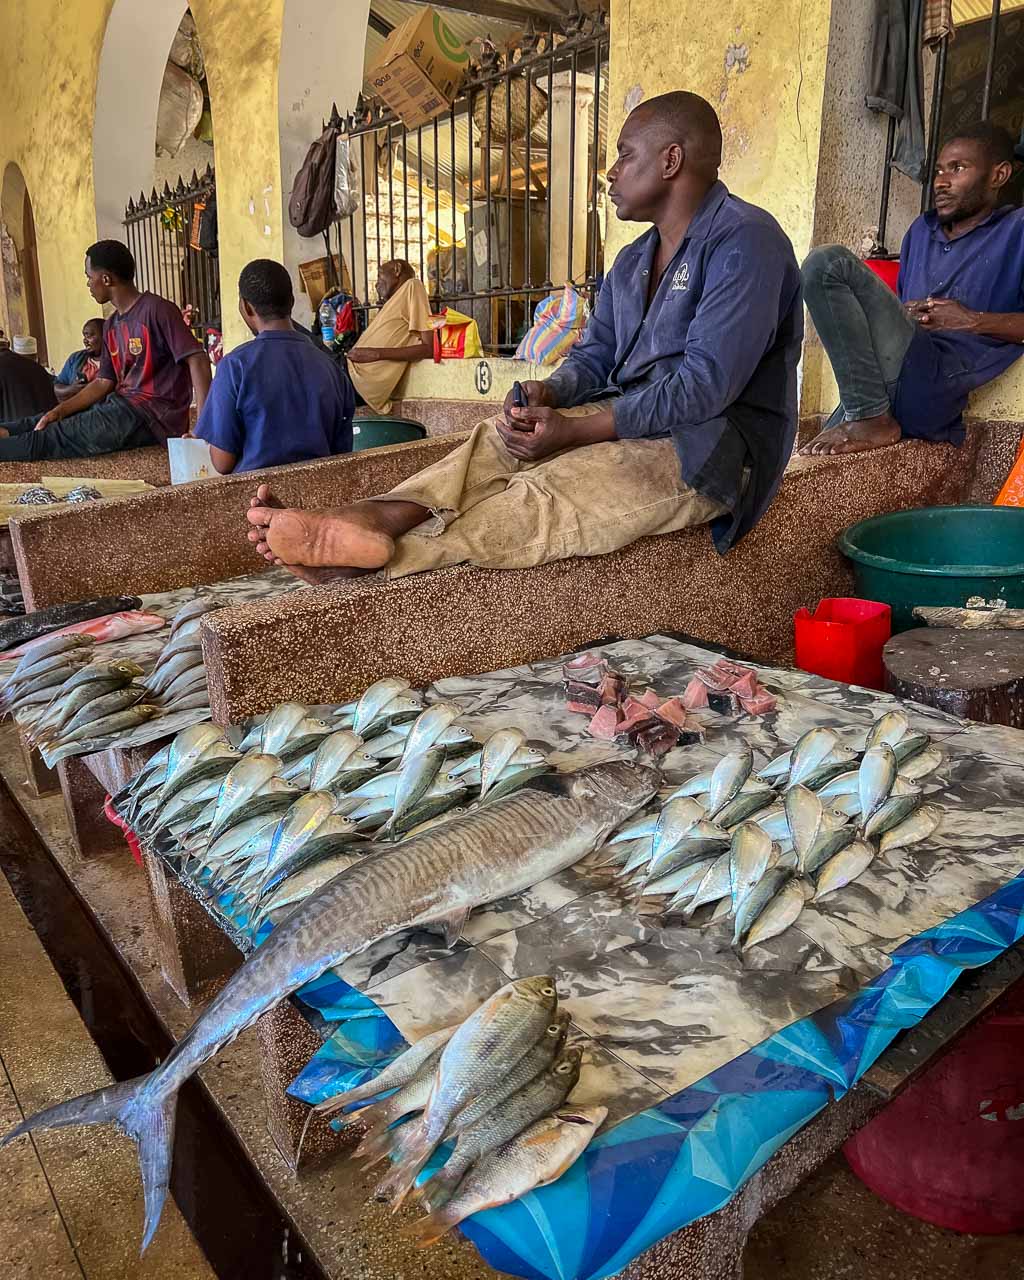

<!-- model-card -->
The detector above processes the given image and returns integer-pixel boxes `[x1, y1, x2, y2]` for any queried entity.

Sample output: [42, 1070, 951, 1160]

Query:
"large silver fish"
[2, 759, 656, 1250]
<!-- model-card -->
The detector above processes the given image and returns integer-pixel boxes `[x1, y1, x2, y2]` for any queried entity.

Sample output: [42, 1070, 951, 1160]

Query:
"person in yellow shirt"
[346, 260, 433, 413]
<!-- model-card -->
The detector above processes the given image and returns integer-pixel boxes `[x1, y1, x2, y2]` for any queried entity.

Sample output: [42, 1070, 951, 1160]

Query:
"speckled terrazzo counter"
[201, 437, 977, 721]
[10, 436, 464, 610]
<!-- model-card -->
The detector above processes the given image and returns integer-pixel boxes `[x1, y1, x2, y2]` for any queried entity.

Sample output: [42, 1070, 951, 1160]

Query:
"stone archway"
[92, 0, 192, 242]
[1, 162, 48, 363]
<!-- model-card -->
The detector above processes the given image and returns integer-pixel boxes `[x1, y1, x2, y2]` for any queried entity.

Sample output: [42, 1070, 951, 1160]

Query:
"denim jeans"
[802, 245, 918, 425]
[0, 393, 156, 461]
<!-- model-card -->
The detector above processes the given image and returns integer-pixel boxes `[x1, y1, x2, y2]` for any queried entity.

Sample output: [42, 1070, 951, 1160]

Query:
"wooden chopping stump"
[883, 628, 1024, 727]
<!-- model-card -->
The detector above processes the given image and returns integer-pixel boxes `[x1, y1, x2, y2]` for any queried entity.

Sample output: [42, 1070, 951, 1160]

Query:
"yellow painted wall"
[0, 1, 112, 364]
[0, 0, 287, 361]
[190, 0, 287, 348]
[605, 0, 834, 265]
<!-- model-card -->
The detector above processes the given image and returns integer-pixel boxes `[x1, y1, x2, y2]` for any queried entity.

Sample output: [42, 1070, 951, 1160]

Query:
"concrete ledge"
[202, 434, 976, 720]
[0, 444, 171, 487]
[11, 435, 465, 610]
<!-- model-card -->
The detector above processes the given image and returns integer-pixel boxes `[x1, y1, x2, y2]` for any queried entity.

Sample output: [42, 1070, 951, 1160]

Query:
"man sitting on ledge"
[802, 122, 1024, 456]
[0, 240, 210, 461]
[246, 91, 803, 585]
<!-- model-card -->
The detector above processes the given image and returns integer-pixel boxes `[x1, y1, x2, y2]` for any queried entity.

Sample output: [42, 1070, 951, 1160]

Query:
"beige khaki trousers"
[378, 405, 725, 578]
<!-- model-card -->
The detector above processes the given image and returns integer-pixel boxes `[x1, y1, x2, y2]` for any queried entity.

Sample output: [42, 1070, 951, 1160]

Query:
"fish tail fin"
[1, 1074, 177, 1252]
[373, 1125, 435, 1208]
[417, 1164, 462, 1213]
[400, 1210, 455, 1248]
[355, 1123, 399, 1166]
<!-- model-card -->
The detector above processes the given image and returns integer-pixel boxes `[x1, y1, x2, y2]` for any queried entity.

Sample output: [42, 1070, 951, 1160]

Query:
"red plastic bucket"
[844, 986, 1024, 1234]
[794, 598, 892, 689]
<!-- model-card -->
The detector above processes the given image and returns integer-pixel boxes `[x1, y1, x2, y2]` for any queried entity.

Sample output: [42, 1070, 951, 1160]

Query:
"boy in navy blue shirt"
[195, 259, 354, 473]
[802, 121, 1024, 456]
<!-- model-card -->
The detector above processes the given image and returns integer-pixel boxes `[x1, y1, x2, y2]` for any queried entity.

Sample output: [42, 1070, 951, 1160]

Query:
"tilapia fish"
[1, 759, 656, 1251]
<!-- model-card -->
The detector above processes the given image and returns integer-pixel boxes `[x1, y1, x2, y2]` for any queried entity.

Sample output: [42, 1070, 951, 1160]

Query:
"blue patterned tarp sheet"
[178, 636, 1024, 1279]
[286, 877, 1024, 1280]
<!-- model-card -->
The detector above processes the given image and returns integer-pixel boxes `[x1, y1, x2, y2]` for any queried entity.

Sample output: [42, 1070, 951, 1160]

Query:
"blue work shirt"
[195, 328, 354, 472]
[895, 205, 1024, 442]
[544, 181, 803, 552]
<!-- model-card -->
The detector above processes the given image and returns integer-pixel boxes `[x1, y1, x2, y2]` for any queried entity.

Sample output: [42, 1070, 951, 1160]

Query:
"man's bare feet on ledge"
[245, 504, 395, 570]
[799, 412, 902, 456]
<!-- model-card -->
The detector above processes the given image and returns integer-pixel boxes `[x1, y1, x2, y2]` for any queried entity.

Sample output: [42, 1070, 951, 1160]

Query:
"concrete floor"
[746, 1154, 1024, 1279]
[0, 875, 214, 1279]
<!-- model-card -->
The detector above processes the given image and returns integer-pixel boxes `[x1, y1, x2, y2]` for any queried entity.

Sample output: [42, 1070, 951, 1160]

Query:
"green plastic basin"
[839, 505, 1024, 633]
[351, 416, 426, 451]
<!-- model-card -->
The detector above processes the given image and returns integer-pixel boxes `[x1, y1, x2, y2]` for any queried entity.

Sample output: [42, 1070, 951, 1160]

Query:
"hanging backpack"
[289, 124, 340, 238]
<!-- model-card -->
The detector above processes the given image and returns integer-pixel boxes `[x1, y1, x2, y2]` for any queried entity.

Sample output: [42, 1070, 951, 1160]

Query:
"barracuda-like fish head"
[567, 760, 660, 814]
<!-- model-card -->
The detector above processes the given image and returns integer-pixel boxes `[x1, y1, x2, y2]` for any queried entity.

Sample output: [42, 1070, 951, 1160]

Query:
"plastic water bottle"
[319, 298, 335, 344]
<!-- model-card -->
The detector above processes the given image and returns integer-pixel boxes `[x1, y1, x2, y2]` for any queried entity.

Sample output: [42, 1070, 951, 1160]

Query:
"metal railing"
[333, 10, 609, 354]
[876, 0, 1018, 252]
[123, 166, 221, 337]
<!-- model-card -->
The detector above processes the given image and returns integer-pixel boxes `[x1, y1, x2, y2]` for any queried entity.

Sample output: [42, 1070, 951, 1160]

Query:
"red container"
[865, 256, 900, 292]
[844, 986, 1024, 1234]
[794, 597, 891, 689]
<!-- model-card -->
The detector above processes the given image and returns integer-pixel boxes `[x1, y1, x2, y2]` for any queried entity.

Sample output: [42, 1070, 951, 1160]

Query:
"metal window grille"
[876, 0, 1020, 252]
[123, 166, 221, 337]
[333, 10, 609, 354]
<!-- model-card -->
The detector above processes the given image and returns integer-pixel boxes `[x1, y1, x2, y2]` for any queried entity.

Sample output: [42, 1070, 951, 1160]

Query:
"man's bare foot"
[249, 506, 395, 570]
[800, 412, 902, 456]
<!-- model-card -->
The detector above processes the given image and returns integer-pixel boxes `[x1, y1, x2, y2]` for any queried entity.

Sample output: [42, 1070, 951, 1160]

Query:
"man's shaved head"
[629, 91, 723, 179]
[608, 90, 723, 224]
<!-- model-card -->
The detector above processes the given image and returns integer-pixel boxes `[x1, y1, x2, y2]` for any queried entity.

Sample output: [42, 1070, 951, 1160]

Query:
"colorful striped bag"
[514, 284, 590, 365]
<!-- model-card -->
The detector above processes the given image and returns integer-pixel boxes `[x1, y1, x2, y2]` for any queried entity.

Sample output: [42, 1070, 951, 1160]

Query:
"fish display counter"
[9, 634, 1024, 1280]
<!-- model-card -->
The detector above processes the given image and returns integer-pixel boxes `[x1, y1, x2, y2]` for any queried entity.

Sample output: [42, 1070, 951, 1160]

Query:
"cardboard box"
[366, 7, 469, 128]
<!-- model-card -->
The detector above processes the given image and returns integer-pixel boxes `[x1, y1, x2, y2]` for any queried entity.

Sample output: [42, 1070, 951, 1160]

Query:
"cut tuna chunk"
[588, 704, 623, 740]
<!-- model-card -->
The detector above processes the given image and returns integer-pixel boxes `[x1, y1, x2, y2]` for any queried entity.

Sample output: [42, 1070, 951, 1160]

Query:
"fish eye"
[556, 1061, 572, 1072]
[541, 985, 556, 997]
[546, 1023, 561, 1034]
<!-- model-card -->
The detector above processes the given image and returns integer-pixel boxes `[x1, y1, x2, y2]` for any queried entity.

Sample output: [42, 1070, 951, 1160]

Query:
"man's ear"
[663, 142, 684, 180]
[993, 159, 1014, 191]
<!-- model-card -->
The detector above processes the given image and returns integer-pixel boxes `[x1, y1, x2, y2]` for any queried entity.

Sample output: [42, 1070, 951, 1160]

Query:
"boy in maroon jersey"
[0, 240, 211, 460]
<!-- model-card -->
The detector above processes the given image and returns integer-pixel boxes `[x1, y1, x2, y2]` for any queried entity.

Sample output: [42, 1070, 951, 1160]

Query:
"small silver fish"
[714, 788, 775, 830]
[863, 791, 922, 840]
[373, 975, 560, 1207]
[646, 856, 717, 901]
[314, 1023, 458, 1117]
[729, 822, 774, 914]
[814, 839, 875, 900]
[683, 849, 733, 918]
[479, 727, 528, 798]
[258, 703, 312, 756]
[878, 803, 943, 854]
[403, 1106, 606, 1247]
[865, 710, 910, 750]
[48, 705, 160, 762]
[859, 745, 898, 826]
[784, 784, 823, 870]
[788, 728, 843, 787]
[262, 791, 339, 882]
[898, 746, 943, 782]
[202, 753, 286, 845]
[6, 633, 95, 682]
[893, 733, 930, 765]
[741, 878, 806, 951]
[649, 797, 705, 869]
[706, 750, 754, 819]
[352, 678, 412, 734]
[731, 866, 792, 948]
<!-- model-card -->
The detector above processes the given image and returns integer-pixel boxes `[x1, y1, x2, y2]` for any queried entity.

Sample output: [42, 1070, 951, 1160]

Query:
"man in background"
[346, 259, 433, 413]
[802, 122, 1024, 456]
[0, 240, 210, 461]
[54, 318, 105, 402]
[0, 335, 56, 421]
[194, 259, 353, 474]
